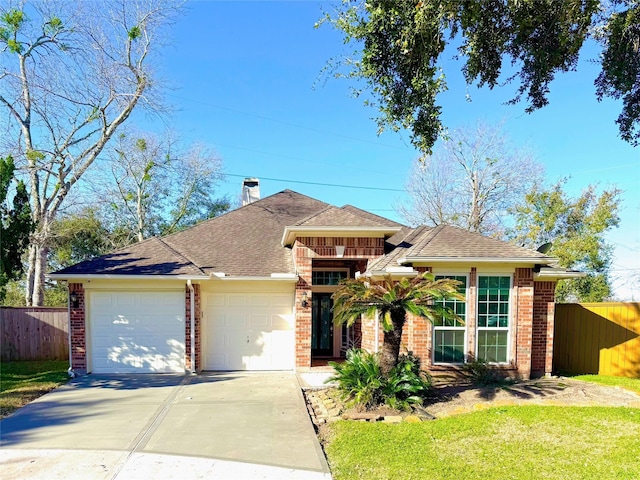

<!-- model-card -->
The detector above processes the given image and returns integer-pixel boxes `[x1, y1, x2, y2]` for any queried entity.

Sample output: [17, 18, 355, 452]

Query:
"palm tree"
[332, 272, 463, 375]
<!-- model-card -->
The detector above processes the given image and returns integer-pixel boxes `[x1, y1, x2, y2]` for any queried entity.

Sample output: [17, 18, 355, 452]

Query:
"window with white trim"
[477, 275, 511, 363]
[433, 275, 467, 363]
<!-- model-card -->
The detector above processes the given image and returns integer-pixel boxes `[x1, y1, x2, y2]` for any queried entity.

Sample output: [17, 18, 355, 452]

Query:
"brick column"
[185, 283, 202, 372]
[532, 281, 556, 377]
[69, 283, 87, 373]
[295, 241, 312, 368]
[514, 268, 534, 379]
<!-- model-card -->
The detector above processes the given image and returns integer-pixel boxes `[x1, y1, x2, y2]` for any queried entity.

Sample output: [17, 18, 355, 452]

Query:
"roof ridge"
[157, 237, 207, 276]
[294, 204, 336, 226]
[162, 189, 330, 242]
[341, 204, 406, 227]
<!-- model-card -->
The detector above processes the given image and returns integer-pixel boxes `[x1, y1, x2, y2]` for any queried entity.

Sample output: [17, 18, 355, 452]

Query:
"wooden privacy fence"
[554, 303, 640, 378]
[1, 307, 69, 361]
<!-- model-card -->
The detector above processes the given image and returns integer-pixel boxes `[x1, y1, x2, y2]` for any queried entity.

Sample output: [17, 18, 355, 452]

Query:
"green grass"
[0, 360, 70, 418]
[325, 406, 640, 480]
[572, 375, 640, 394]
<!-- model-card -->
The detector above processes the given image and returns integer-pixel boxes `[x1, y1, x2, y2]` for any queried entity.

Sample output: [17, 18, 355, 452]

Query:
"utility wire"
[223, 173, 405, 192]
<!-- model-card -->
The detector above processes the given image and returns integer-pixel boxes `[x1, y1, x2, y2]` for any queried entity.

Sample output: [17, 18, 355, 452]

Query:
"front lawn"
[325, 406, 640, 480]
[0, 360, 70, 418]
[573, 375, 640, 394]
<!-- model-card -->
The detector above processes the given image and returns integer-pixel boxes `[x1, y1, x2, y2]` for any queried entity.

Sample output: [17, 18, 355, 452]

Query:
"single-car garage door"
[203, 287, 294, 370]
[90, 291, 185, 373]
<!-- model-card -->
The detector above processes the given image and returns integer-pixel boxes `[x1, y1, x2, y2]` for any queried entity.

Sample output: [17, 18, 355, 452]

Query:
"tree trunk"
[24, 219, 50, 306]
[24, 244, 36, 306]
[379, 309, 406, 376]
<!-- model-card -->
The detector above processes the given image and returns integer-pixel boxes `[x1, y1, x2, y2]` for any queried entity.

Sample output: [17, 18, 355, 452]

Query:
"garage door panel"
[203, 288, 294, 371]
[90, 291, 185, 374]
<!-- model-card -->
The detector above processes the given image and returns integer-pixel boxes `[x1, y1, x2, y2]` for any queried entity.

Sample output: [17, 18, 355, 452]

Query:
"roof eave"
[534, 268, 586, 280]
[47, 273, 210, 281]
[398, 256, 554, 265]
[282, 226, 402, 246]
[210, 272, 298, 282]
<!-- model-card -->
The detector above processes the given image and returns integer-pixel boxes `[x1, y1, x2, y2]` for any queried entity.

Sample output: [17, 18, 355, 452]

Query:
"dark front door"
[312, 293, 333, 356]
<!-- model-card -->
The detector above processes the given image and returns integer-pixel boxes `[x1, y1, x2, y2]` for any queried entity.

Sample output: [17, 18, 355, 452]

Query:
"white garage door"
[90, 291, 185, 373]
[203, 289, 294, 370]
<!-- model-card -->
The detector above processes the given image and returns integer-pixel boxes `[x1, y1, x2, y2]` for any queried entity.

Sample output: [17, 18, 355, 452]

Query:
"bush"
[383, 352, 432, 411]
[328, 349, 432, 411]
[328, 349, 384, 409]
[463, 358, 515, 387]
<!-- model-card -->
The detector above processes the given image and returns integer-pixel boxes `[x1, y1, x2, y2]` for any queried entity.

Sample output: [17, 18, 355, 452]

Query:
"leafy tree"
[332, 273, 462, 375]
[320, 1, 639, 153]
[48, 207, 116, 271]
[1, 155, 32, 302]
[103, 130, 229, 243]
[399, 122, 542, 236]
[509, 181, 621, 302]
[0, 1, 182, 305]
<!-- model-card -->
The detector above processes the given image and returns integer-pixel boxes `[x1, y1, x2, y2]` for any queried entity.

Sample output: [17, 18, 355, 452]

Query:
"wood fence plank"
[1, 307, 68, 361]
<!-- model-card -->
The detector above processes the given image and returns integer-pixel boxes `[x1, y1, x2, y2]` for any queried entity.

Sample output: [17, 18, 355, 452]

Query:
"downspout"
[66, 282, 75, 378]
[187, 279, 195, 374]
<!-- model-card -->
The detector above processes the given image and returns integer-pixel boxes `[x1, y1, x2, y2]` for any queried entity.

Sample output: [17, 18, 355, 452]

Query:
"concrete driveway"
[0, 372, 331, 479]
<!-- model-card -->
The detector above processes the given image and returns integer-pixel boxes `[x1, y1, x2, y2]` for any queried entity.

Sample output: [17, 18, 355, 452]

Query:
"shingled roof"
[52, 190, 330, 278]
[368, 224, 553, 271]
[51, 190, 557, 280]
[52, 237, 207, 277]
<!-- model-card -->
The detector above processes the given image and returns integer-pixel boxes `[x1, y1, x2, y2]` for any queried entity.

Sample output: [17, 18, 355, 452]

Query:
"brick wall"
[294, 237, 385, 367]
[514, 268, 534, 379]
[69, 283, 86, 373]
[296, 236, 384, 258]
[185, 283, 202, 372]
[532, 281, 556, 376]
[295, 241, 312, 367]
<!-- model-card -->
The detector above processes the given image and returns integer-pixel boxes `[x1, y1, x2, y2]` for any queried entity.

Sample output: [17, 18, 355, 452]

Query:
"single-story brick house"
[50, 182, 581, 379]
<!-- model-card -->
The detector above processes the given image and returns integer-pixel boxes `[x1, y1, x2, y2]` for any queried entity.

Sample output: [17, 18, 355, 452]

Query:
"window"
[433, 275, 467, 363]
[312, 270, 347, 286]
[477, 276, 511, 363]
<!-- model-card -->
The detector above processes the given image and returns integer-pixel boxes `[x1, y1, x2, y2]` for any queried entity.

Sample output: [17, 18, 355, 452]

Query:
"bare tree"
[398, 122, 543, 237]
[103, 129, 228, 243]
[0, 1, 182, 305]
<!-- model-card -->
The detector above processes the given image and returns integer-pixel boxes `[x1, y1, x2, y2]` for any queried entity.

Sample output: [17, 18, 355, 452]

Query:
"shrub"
[328, 349, 384, 409]
[463, 358, 515, 387]
[328, 349, 432, 411]
[383, 352, 432, 410]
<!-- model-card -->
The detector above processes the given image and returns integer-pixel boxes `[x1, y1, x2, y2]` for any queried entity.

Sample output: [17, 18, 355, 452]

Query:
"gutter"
[47, 274, 209, 281]
[397, 256, 554, 265]
[187, 279, 195, 374]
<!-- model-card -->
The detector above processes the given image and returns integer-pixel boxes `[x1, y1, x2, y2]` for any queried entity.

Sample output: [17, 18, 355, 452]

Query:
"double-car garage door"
[89, 285, 295, 373]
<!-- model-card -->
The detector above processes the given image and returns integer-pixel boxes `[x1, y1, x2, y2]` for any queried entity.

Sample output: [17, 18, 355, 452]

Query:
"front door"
[311, 293, 333, 356]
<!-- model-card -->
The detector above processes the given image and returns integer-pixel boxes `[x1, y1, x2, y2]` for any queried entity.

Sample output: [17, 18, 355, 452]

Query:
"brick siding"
[532, 281, 556, 376]
[514, 268, 535, 379]
[185, 283, 202, 372]
[69, 283, 86, 373]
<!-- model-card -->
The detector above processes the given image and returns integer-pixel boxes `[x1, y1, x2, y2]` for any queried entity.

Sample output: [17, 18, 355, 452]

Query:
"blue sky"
[136, 1, 639, 299]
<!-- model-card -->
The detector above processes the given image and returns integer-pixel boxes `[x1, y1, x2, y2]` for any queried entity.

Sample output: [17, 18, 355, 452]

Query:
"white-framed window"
[433, 275, 467, 364]
[476, 275, 512, 363]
